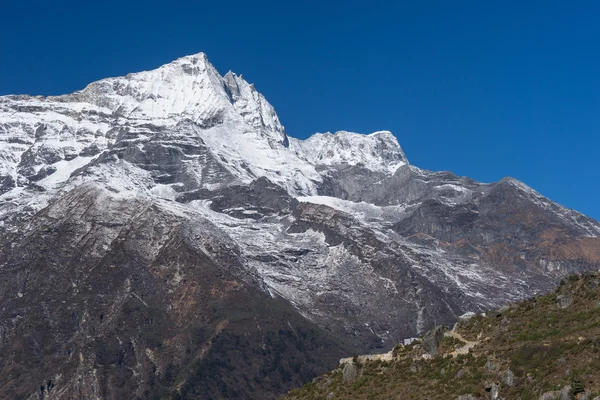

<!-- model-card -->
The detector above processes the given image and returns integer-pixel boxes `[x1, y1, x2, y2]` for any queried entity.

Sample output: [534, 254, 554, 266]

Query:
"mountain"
[0, 52, 599, 399]
[284, 272, 600, 400]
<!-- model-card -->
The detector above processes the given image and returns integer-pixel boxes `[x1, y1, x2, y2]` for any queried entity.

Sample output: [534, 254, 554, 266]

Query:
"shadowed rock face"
[0, 53, 599, 399]
[176, 176, 293, 219]
[0, 185, 350, 400]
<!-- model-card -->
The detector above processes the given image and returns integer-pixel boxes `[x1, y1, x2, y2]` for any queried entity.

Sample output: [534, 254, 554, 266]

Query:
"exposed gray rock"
[502, 368, 515, 387]
[0, 174, 15, 194]
[177, 176, 293, 219]
[580, 391, 593, 400]
[422, 325, 447, 357]
[342, 362, 358, 382]
[485, 382, 500, 400]
[557, 357, 567, 365]
[79, 143, 102, 157]
[410, 360, 423, 373]
[542, 388, 593, 400]
[28, 165, 57, 181]
[491, 386, 500, 400]
[557, 294, 573, 309]
[558, 386, 572, 400]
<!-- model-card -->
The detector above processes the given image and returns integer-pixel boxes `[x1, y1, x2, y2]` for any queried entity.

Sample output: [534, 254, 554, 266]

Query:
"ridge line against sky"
[1, 0, 598, 220]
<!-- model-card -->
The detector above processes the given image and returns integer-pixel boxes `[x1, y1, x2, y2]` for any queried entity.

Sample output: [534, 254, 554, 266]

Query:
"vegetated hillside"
[284, 272, 600, 400]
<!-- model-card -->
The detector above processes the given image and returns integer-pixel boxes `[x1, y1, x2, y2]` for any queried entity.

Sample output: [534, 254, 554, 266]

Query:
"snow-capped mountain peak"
[60, 52, 239, 125]
[1, 52, 412, 199]
[39, 52, 283, 142]
[290, 129, 408, 174]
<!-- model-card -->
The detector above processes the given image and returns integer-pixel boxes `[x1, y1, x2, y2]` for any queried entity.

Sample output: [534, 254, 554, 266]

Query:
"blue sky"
[1, 0, 599, 220]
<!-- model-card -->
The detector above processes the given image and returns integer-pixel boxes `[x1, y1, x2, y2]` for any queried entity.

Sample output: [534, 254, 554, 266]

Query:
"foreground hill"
[285, 272, 600, 399]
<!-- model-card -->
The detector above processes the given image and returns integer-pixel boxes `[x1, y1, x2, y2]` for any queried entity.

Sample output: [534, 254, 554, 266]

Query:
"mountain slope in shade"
[0, 52, 599, 399]
[0, 184, 351, 399]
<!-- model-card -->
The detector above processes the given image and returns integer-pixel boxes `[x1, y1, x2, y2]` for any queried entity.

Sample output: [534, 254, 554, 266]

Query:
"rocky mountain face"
[0, 53, 599, 399]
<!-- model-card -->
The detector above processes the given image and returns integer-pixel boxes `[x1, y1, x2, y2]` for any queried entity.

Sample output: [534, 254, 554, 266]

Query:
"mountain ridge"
[0, 52, 415, 202]
[0, 52, 599, 399]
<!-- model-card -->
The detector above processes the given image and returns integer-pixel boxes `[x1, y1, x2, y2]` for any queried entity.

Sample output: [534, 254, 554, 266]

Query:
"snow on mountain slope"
[0, 95, 113, 188]
[0, 53, 412, 204]
[297, 195, 413, 227]
[291, 130, 408, 174]
[63, 54, 237, 125]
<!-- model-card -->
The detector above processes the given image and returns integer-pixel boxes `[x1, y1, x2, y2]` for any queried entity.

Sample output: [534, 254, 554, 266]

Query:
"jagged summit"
[0, 52, 408, 198]
[56, 52, 284, 134]
[171, 51, 211, 63]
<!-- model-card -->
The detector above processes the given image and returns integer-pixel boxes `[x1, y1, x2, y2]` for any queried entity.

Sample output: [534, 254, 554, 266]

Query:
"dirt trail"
[445, 329, 479, 356]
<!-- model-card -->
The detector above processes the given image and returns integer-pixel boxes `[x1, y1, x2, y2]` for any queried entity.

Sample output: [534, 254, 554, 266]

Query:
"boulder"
[557, 294, 573, 309]
[502, 368, 515, 387]
[558, 386, 571, 400]
[422, 325, 447, 357]
[342, 362, 358, 382]
[485, 382, 500, 400]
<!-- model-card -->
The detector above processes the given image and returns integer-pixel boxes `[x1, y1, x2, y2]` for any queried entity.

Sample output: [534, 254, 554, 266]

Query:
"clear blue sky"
[1, 0, 599, 220]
